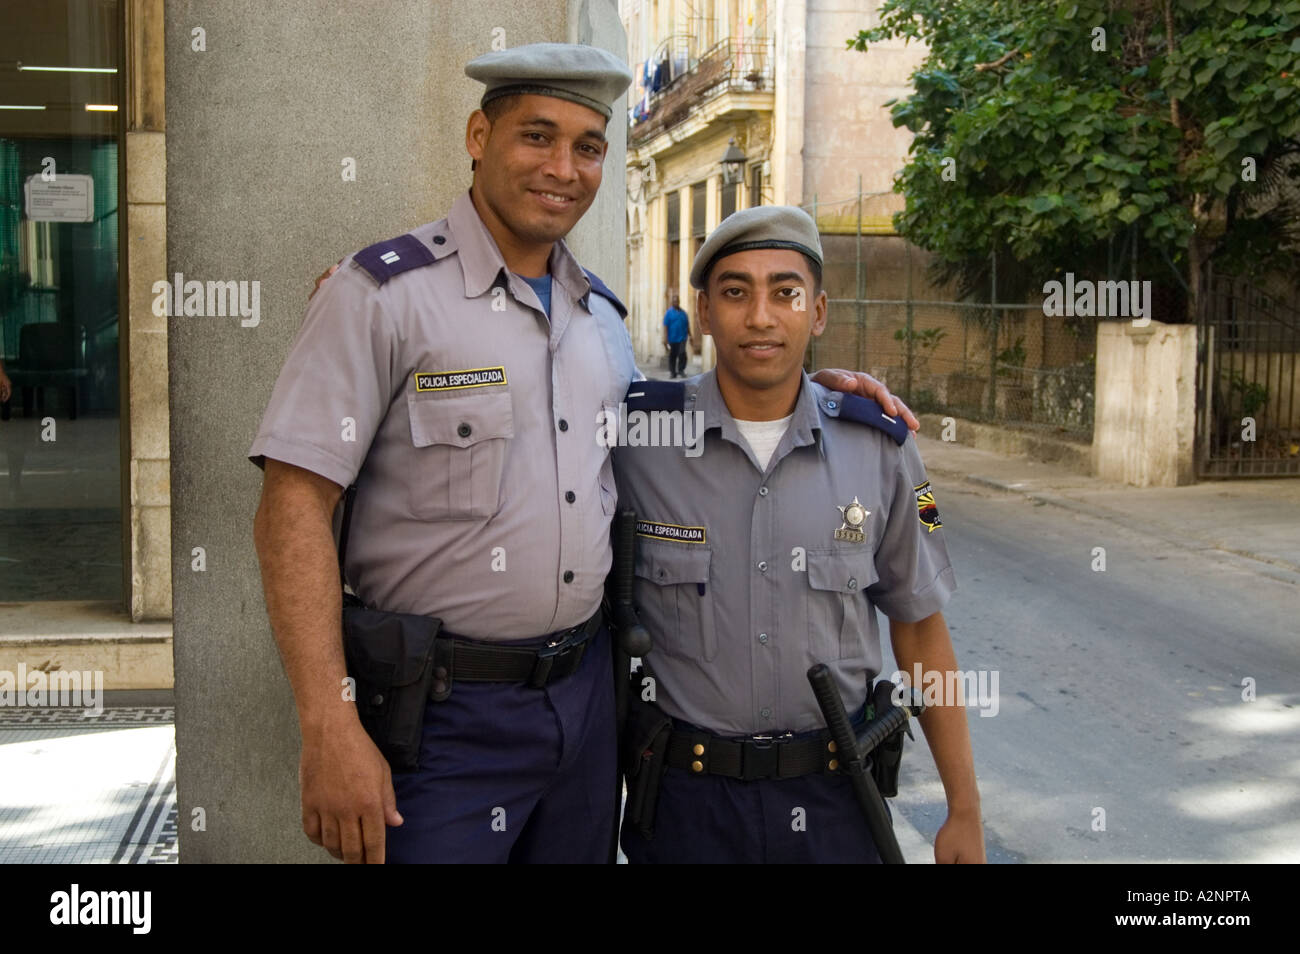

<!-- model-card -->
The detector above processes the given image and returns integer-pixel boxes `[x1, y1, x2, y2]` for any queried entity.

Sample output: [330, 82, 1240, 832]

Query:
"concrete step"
[917, 413, 1092, 475]
[0, 601, 172, 691]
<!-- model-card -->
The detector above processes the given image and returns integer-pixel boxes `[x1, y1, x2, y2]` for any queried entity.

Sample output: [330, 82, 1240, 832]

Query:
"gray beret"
[465, 42, 633, 121]
[690, 205, 824, 289]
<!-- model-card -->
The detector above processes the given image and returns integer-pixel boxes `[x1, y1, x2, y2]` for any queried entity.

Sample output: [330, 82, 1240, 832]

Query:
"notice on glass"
[24, 174, 95, 223]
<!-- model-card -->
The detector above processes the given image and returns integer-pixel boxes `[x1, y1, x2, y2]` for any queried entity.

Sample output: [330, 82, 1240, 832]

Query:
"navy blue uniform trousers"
[385, 627, 616, 863]
[621, 767, 888, 864]
[621, 714, 887, 864]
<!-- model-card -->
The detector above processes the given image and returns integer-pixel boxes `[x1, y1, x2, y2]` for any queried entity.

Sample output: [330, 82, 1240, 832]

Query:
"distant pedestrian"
[662, 294, 689, 377]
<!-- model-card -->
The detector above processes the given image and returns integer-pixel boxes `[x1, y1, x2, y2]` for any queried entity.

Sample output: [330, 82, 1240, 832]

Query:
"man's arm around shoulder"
[253, 458, 402, 864]
[888, 610, 986, 863]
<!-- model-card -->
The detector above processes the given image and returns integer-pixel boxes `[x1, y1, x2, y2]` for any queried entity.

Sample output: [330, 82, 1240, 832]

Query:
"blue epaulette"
[837, 394, 909, 446]
[353, 234, 436, 286]
[624, 379, 685, 412]
[584, 268, 628, 319]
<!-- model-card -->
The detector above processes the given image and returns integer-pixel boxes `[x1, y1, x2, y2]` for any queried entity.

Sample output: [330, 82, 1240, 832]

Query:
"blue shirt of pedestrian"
[663, 307, 689, 344]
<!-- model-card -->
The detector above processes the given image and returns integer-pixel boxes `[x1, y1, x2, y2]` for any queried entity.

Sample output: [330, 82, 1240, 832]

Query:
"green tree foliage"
[850, 0, 1300, 319]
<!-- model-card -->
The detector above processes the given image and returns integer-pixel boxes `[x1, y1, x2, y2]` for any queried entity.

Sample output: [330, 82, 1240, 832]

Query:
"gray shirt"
[249, 190, 638, 639]
[612, 370, 957, 735]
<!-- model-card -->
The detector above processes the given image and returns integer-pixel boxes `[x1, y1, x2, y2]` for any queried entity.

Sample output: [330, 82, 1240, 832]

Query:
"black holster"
[870, 724, 905, 797]
[867, 679, 906, 798]
[620, 672, 672, 840]
[341, 593, 442, 772]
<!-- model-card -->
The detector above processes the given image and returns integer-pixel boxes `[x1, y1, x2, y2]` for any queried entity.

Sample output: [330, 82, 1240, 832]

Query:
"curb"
[926, 462, 1300, 584]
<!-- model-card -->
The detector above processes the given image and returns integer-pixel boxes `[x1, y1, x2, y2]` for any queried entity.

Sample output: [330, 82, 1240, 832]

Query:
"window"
[691, 181, 707, 237]
[1, 0, 124, 602]
[721, 179, 737, 220]
[749, 164, 763, 208]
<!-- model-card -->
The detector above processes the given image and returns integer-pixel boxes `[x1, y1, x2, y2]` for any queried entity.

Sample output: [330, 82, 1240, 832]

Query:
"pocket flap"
[342, 607, 442, 687]
[408, 389, 513, 448]
[806, 549, 878, 594]
[634, 542, 711, 586]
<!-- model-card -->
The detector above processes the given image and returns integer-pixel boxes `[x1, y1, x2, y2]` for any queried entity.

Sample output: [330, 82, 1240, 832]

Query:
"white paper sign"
[24, 174, 95, 223]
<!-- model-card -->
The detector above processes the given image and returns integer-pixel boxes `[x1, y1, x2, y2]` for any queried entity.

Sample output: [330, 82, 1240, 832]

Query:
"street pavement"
[890, 433, 1300, 862]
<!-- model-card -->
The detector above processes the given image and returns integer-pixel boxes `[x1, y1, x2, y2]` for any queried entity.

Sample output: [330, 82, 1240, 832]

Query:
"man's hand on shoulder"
[809, 368, 920, 433]
[308, 261, 342, 302]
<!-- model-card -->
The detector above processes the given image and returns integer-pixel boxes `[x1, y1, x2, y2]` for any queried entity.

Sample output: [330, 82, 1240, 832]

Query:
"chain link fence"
[801, 192, 1097, 438]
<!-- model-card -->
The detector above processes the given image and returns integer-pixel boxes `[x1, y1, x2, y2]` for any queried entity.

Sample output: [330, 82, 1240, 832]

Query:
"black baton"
[608, 509, 651, 864]
[808, 663, 906, 864]
[611, 509, 651, 728]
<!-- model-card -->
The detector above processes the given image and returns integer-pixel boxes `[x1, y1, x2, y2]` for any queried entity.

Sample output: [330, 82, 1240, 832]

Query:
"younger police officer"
[614, 206, 986, 864]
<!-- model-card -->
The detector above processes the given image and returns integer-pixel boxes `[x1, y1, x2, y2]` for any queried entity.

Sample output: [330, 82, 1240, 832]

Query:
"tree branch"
[974, 48, 1019, 72]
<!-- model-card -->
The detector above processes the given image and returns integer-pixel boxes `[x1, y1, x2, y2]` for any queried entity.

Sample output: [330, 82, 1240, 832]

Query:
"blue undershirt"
[517, 273, 553, 318]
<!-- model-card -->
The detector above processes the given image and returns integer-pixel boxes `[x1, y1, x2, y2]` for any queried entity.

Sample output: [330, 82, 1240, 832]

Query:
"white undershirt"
[734, 414, 794, 470]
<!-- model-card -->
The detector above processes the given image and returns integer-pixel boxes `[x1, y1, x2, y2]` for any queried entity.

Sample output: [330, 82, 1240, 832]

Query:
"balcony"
[629, 36, 774, 147]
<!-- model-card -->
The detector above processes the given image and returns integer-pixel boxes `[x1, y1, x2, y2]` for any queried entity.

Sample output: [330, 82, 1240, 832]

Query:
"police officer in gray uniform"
[615, 206, 986, 863]
[251, 43, 637, 865]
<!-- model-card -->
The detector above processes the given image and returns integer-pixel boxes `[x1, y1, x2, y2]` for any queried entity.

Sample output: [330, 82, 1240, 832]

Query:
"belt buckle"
[741, 731, 793, 780]
[527, 624, 588, 689]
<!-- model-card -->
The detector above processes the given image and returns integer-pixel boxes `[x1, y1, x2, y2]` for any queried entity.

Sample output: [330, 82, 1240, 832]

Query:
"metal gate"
[1196, 269, 1300, 477]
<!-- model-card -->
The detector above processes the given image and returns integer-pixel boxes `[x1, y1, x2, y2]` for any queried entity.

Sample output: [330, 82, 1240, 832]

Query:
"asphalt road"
[885, 481, 1300, 863]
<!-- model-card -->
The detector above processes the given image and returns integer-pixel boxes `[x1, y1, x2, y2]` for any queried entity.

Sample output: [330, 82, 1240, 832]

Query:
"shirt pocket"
[633, 541, 717, 662]
[806, 548, 879, 661]
[406, 389, 514, 521]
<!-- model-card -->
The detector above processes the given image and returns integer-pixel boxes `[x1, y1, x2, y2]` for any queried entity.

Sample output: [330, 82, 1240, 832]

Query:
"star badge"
[835, 496, 870, 543]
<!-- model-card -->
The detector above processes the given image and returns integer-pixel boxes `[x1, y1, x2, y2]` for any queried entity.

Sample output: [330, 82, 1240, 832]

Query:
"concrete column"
[125, 0, 171, 622]
[678, 184, 696, 363]
[166, 0, 627, 862]
[650, 190, 666, 363]
[1093, 321, 1198, 487]
[701, 174, 720, 371]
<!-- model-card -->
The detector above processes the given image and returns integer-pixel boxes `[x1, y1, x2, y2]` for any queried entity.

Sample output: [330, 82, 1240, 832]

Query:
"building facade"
[620, 0, 923, 369]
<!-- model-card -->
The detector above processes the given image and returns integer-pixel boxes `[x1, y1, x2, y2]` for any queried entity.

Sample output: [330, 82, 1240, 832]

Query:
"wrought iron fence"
[1196, 268, 1300, 477]
[802, 188, 1098, 438]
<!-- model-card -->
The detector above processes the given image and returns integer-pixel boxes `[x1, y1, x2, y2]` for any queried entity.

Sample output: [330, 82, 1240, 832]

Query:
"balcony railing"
[630, 36, 774, 145]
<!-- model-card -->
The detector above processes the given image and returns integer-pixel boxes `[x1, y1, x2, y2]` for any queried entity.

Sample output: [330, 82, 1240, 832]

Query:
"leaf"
[1117, 204, 1141, 224]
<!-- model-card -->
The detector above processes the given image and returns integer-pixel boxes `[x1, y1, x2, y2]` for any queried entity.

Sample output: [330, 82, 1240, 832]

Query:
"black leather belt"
[664, 705, 873, 781]
[666, 728, 853, 781]
[434, 610, 603, 691]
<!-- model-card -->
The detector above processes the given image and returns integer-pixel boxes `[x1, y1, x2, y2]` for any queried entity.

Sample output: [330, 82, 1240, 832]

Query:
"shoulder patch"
[837, 394, 909, 446]
[353, 234, 436, 286]
[584, 268, 628, 319]
[624, 379, 684, 412]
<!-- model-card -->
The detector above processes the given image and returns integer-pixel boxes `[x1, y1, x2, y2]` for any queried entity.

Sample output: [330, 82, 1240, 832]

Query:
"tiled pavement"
[0, 707, 177, 864]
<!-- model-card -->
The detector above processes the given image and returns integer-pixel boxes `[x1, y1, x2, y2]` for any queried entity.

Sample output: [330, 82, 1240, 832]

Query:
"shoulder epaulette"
[353, 234, 436, 286]
[624, 379, 684, 412]
[836, 394, 909, 446]
[584, 268, 628, 319]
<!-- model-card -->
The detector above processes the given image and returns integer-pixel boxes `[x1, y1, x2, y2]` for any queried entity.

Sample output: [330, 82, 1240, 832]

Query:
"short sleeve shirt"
[663, 307, 690, 344]
[249, 190, 638, 639]
[611, 370, 956, 734]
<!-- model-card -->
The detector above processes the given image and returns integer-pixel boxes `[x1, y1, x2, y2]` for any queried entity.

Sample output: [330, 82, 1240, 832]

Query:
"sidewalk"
[916, 432, 1300, 580]
[0, 704, 177, 863]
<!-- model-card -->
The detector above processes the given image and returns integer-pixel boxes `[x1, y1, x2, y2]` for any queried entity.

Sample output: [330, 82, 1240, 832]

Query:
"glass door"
[0, 0, 122, 602]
